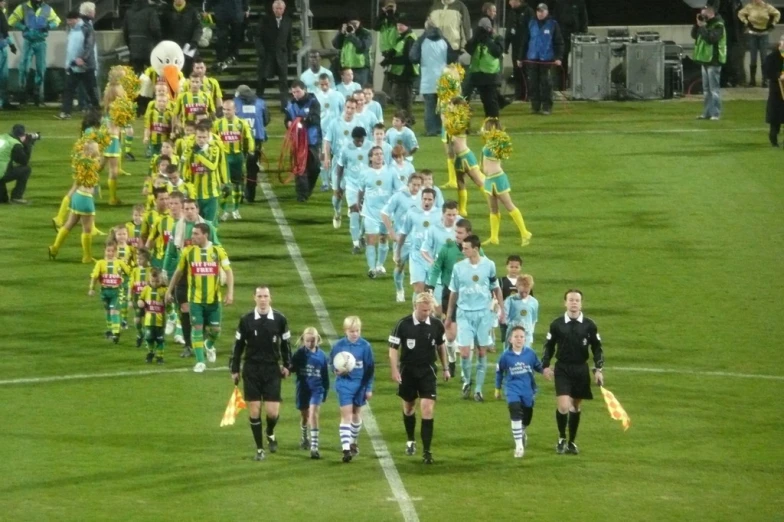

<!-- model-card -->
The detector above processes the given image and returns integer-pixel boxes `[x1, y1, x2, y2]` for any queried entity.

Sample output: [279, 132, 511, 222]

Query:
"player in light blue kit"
[416, 169, 445, 209]
[337, 127, 373, 253]
[371, 124, 393, 165]
[291, 326, 330, 459]
[330, 316, 375, 463]
[363, 85, 384, 122]
[385, 111, 419, 161]
[353, 90, 380, 136]
[503, 275, 538, 348]
[389, 145, 416, 186]
[336, 68, 361, 99]
[359, 146, 402, 278]
[300, 51, 335, 92]
[396, 188, 439, 306]
[420, 201, 459, 314]
[382, 173, 423, 303]
[495, 325, 543, 458]
[445, 234, 505, 402]
[323, 98, 362, 229]
[315, 74, 345, 191]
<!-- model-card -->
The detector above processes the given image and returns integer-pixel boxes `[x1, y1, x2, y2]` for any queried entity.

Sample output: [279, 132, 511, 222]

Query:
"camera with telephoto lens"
[26, 132, 42, 142]
[346, 24, 354, 33]
[697, 14, 707, 22]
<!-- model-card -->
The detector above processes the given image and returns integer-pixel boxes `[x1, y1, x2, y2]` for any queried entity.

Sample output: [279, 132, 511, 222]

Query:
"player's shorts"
[189, 302, 222, 328]
[441, 288, 456, 322]
[408, 255, 429, 285]
[295, 384, 325, 410]
[243, 363, 282, 402]
[505, 390, 535, 408]
[398, 242, 411, 265]
[145, 325, 165, 344]
[362, 214, 387, 235]
[226, 153, 245, 184]
[398, 364, 438, 402]
[456, 308, 494, 348]
[100, 288, 120, 310]
[345, 186, 360, 208]
[554, 363, 593, 400]
[335, 379, 369, 408]
[174, 280, 188, 306]
[150, 143, 163, 155]
[197, 197, 218, 223]
[70, 190, 96, 215]
[484, 171, 511, 195]
[104, 136, 122, 158]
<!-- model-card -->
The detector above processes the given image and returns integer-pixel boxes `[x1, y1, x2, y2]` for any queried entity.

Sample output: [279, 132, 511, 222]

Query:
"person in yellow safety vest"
[332, 15, 373, 87]
[692, 4, 727, 121]
[381, 13, 419, 126]
[467, 17, 507, 118]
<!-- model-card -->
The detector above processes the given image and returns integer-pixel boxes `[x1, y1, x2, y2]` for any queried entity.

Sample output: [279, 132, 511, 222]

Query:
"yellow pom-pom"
[109, 95, 137, 128]
[443, 102, 471, 136]
[483, 129, 513, 160]
[71, 138, 102, 187]
[115, 65, 141, 99]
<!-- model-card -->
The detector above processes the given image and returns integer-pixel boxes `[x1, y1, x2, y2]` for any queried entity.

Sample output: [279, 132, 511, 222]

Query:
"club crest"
[472, 275, 479, 282]
[406, 339, 416, 349]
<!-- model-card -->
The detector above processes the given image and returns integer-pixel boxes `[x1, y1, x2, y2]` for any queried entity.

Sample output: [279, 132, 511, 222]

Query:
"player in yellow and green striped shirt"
[175, 121, 197, 163]
[130, 248, 153, 347]
[143, 96, 174, 156]
[144, 153, 175, 211]
[182, 122, 228, 223]
[141, 187, 170, 243]
[89, 241, 131, 344]
[138, 269, 168, 364]
[214, 99, 254, 221]
[110, 226, 136, 329]
[126, 205, 145, 250]
[186, 59, 224, 113]
[175, 76, 216, 130]
[166, 223, 234, 373]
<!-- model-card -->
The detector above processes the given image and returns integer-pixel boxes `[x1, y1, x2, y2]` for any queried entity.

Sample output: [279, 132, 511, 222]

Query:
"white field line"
[257, 179, 420, 522]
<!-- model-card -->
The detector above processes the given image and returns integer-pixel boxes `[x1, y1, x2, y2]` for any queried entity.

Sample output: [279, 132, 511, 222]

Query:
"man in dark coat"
[505, 0, 534, 100]
[552, 0, 587, 89]
[162, 0, 202, 76]
[207, 0, 248, 70]
[382, 13, 419, 122]
[763, 40, 784, 146]
[123, 0, 161, 74]
[519, 3, 564, 115]
[257, 0, 293, 111]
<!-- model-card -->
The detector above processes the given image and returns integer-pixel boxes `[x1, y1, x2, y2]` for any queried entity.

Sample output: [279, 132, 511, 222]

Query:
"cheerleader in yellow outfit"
[480, 118, 532, 246]
[49, 140, 103, 263]
[436, 65, 464, 190]
[444, 97, 485, 216]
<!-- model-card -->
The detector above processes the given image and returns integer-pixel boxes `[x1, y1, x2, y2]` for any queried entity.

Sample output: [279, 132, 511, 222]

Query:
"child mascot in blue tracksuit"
[330, 315, 375, 463]
[291, 326, 330, 460]
[495, 325, 543, 459]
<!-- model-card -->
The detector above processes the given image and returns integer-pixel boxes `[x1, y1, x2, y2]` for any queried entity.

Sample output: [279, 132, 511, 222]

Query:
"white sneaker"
[232, 210, 241, 220]
[173, 334, 185, 345]
[206, 346, 217, 363]
[332, 213, 341, 229]
[220, 212, 230, 222]
[375, 265, 387, 275]
[514, 447, 525, 458]
[165, 320, 175, 336]
[396, 290, 405, 303]
[193, 362, 206, 373]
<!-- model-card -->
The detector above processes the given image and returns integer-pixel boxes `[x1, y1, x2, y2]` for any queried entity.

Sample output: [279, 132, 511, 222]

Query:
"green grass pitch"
[0, 100, 782, 521]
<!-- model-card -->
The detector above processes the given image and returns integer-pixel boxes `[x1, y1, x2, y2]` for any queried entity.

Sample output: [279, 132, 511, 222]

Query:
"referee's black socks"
[421, 419, 434, 453]
[181, 312, 192, 346]
[250, 417, 264, 449]
[568, 411, 581, 443]
[266, 415, 279, 437]
[556, 410, 568, 439]
[403, 413, 416, 441]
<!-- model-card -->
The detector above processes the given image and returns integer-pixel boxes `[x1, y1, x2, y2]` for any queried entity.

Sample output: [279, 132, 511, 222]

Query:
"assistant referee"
[389, 293, 449, 464]
[542, 289, 604, 456]
[231, 285, 292, 461]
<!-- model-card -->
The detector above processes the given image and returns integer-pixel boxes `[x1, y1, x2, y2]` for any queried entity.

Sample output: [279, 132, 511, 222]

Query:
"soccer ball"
[333, 351, 356, 375]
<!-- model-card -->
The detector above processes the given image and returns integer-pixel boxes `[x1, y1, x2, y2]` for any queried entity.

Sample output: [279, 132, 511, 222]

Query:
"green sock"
[193, 328, 205, 363]
[111, 313, 120, 335]
[124, 134, 134, 153]
[156, 341, 164, 355]
[233, 183, 242, 212]
[105, 311, 112, 332]
[146, 341, 154, 354]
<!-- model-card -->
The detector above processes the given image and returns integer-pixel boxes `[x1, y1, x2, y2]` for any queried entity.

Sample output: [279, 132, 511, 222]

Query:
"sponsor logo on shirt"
[220, 131, 241, 143]
[147, 301, 165, 314]
[191, 261, 219, 275]
[184, 103, 207, 115]
[101, 274, 122, 287]
[151, 122, 171, 133]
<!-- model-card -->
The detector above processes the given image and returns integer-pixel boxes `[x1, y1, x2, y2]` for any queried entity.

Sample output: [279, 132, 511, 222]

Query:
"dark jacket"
[206, 0, 248, 22]
[383, 28, 418, 81]
[764, 50, 784, 125]
[123, 0, 161, 61]
[332, 26, 373, 70]
[162, 2, 202, 49]
[284, 93, 322, 146]
[519, 16, 564, 62]
[257, 14, 293, 63]
[465, 27, 504, 85]
[504, 3, 534, 55]
[0, 6, 10, 42]
[553, 0, 588, 34]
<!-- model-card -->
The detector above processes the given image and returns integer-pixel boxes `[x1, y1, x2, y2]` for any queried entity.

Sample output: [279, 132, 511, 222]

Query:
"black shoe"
[566, 441, 579, 455]
[121, 320, 128, 330]
[461, 381, 471, 399]
[473, 392, 484, 403]
[300, 437, 310, 450]
[254, 449, 266, 461]
[352, 246, 361, 255]
[136, 336, 143, 348]
[531, 107, 541, 114]
[342, 449, 353, 463]
[367, 269, 376, 279]
[349, 443, 359, 457]
[422, 451, 434, 464]
[311, 449, 321, 459]
[112, 334, 120, 344]
[180, 345, 193, 358]
[762, 80, 769, 88]
[124, 152, 136, 162]
[145, 352, 155, 363]
[105, 330, 112, 340]
[267, 435, 278, 453]
[360, 237, 366, 248]
[405, 441, 416, 456]
[156, 356, 164, 364]
[556, 438, 567, 454]
[448, 362, 456, 378]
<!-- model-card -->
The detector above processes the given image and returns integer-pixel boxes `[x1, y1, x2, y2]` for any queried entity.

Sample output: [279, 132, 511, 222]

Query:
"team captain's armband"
[389, 335, 401, 346]
[282, 331, 291, 340]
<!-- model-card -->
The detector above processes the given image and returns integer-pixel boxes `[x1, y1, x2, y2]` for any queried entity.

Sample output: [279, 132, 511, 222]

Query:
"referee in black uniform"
[389, 293, 450, 464]
[542, 289, 604, 455]
[231, 285, 292, 461]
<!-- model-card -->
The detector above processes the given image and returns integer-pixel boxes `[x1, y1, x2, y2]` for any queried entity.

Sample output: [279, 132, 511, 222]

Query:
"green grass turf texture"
[0, 101, 781, 521]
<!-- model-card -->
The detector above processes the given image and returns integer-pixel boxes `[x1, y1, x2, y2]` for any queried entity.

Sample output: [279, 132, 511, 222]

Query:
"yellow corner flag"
[600, 386, 631, 431]
[220, 386, 247, 427]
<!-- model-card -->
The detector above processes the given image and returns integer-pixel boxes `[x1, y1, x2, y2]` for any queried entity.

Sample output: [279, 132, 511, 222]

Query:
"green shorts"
[145, 325, 165, 343]
[484, 172, 511, 195]
[71, 190, 96, 215]
[190, 302, 222, 328]
[150, 143, 162, 155]
[197, 198, 218, 222]
[100, 288, 120, 310]
[226, 153, 245, 184]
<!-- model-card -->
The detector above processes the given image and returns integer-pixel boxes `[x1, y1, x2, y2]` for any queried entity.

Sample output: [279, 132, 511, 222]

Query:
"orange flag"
[220, 386, 247, 427]
[600, 386, 631, 431]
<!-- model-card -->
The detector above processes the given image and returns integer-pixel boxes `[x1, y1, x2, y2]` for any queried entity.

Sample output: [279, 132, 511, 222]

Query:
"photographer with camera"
[332, 15, 373, 87]
[692, 4, 727, 121]
[0, 124, 36, 205]
[375, 0, 399, 55]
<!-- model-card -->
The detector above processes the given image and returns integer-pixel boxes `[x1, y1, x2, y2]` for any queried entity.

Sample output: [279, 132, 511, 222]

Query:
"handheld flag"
[600, 386, 631, 431]
[220, 386, 247, 427]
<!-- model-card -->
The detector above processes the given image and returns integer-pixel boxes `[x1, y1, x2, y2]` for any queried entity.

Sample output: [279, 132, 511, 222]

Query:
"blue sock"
[332, 195, 341, 214]
[320, 167, 330, 187]
[475, 355, 487, 394]
[394, 268, 404, 291]
[365, 244, 376, 270]
[461, 357, 472, 386]
[377, 241, 389, 266]
[349, 212, 361, 243]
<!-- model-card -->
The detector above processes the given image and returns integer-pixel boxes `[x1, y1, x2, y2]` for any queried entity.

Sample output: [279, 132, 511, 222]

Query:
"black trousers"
[0, 164, 32, 202]
[258, 55, 289, 110]
[512, 60, 527, 100]
[61, 70, 100, 116]
[245, 141, 264, 203]
[391, 81, 413, 120]
[475, 82, 500, 118]
[527, 62, 553, 111]
[561, 33, 573, 90]
[215, 18, 244, 62]
[770, 123, 781, 146]
[295, 146, 320, 201]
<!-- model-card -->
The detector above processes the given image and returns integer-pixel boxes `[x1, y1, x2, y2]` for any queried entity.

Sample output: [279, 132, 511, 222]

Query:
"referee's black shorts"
[554, 363, 593, 400]
[441, 288, 456, 322]
[242, 363, 282, 402]
[175, 279, 188, 307]
[398, 364, 438, 402]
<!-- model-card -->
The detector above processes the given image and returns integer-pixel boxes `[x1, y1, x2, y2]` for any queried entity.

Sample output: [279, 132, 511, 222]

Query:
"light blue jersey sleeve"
[404, 128, 419, 153]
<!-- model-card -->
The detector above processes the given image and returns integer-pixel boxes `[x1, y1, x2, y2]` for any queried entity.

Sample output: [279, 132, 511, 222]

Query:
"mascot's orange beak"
[163, 64, 180, 98]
